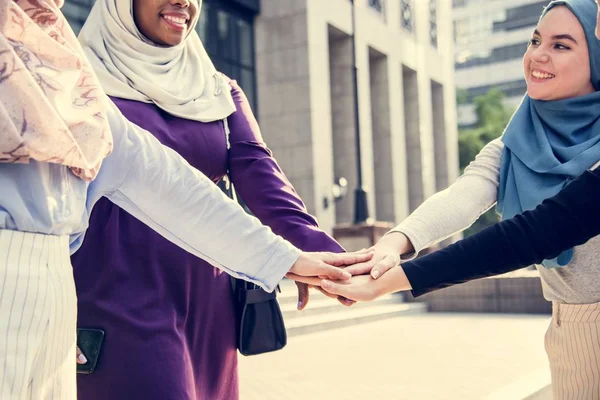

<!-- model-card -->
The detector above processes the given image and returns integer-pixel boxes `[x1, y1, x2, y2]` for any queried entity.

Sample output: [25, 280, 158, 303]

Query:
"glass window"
[401, 0, 414, 32]
[429, 0, 438, 47]
[368, 0, 384, 14]
[196, 5, 257, 110]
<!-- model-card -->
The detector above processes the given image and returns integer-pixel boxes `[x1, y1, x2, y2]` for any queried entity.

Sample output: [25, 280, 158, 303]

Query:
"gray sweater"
[391, 138, 600, 304]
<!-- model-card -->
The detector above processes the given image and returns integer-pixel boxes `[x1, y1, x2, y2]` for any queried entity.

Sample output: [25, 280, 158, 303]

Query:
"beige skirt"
[0, 230, 77, 399]
[545, 301, 600, 400]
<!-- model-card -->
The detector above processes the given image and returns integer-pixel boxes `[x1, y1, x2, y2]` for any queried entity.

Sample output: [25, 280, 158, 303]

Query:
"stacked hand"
[291, 232, 414, 303]
[286, 249, 375, 309]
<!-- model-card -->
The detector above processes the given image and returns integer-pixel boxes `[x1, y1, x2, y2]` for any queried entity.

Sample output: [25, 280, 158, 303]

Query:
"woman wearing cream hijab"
[73, 0, 346, 399]
[0, 1, 366, 398]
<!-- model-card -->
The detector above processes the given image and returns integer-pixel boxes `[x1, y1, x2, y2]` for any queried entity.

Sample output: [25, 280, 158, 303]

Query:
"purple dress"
[71, 81, 343, 400]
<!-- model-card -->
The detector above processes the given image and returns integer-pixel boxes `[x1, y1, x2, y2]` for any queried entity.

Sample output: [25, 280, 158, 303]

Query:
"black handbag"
[221, 119, 287, 356]
[231, 278, 287, 356]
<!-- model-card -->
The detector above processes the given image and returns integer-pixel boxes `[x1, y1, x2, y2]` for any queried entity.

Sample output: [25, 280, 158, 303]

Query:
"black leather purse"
[221, 120, 287, 356]
[231, 278, 287, 356]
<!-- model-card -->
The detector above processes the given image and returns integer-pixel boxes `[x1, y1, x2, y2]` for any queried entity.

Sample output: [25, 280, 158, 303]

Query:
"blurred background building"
[63, 0, 459, 235]
[453, 0, 549, 127]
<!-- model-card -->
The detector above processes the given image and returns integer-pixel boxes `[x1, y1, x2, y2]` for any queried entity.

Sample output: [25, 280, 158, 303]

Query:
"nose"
[170, 0, 190, 7]
[530, 46, 550, 64]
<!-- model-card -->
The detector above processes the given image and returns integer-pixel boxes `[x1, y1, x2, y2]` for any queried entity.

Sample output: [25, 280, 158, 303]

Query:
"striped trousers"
[0, 230, 77, 399]
[546, 301, 600, 400]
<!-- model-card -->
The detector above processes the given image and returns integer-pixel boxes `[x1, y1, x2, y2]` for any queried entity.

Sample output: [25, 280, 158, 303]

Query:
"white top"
[391, 138, 600, 304]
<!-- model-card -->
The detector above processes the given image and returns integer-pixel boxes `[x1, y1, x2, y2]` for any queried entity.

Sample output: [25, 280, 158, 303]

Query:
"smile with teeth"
[532, 70, 555, 79]
[163, 15, 187, 26]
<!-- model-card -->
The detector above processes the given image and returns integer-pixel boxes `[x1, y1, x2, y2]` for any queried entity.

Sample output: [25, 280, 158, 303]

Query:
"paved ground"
[239, 313, 552, 400]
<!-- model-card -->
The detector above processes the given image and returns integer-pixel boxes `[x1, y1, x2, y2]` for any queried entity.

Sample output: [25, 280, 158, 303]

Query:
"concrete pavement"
[239, 313, 552, 400]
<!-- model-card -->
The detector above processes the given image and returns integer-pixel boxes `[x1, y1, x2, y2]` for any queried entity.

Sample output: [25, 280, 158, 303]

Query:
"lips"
[531, 69, 555, 79]
[161, 13, 189, 31]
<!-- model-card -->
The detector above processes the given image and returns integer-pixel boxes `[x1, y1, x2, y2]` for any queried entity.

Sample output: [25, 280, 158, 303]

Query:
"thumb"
[76, 346, 88, 365]
[371, 255, 400, 280]
[296, 282, 309, 310]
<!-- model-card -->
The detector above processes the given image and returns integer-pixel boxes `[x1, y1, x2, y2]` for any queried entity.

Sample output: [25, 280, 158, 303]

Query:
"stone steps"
[277, 279, 427, 337]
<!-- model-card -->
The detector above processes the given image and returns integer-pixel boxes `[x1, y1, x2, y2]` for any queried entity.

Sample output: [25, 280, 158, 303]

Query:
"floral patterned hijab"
[0, 0, 112, 181]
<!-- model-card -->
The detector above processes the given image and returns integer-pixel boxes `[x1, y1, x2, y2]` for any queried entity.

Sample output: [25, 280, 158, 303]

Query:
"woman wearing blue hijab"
[311, 0, 600, 396]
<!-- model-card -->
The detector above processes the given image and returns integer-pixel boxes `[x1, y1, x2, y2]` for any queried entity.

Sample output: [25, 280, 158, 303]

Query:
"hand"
[294, 282, 356, 311]
[344, 232, 413, 279]
[76, 346, 88, 365]
[287, 250, 374, 308]
[320, 266, 412, 302]
[287, 249, 374, 280]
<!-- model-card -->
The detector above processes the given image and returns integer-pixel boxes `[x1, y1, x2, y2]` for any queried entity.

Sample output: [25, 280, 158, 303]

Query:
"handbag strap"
[239, 289, 277, 304]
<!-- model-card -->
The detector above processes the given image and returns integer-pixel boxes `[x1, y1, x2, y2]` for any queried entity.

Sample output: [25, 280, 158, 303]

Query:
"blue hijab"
[497, 0, 600, 268]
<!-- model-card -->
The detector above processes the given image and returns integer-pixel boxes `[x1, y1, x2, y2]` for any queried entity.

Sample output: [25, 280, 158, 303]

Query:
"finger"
[309, 284, 355, 305]
[320, 279, 354, 299]
[371, 255, 400, 279]
[314, 262, 352, 280]
[311, 284, 341, 300]
[343, 258, 379, 276]
[320, 251, 374, 267]
[337, 296, 356, 307]
[296, 282, 309, 310]
[76, 346, 88, 365]
[285, 273, 323, 286]
[348, 248, 373, 255]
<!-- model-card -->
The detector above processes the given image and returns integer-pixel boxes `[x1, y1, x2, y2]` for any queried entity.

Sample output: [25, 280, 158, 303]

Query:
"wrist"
[378, 231, 414, 255]
[376, 266, 412, 295]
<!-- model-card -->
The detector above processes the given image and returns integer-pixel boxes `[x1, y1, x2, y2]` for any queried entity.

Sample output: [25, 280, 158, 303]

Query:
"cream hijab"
[0, 0, 113, 181]
[79, 0, 235, 122]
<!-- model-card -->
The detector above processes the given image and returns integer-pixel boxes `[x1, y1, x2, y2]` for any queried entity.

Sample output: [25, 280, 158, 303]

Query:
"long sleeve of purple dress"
[227, 81, 344, 253]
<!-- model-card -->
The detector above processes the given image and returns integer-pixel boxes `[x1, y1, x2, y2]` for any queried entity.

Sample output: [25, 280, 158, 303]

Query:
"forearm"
[390, 139, 503, 256]
[402, 168, 600, 297]
[97, 104, 300, 292]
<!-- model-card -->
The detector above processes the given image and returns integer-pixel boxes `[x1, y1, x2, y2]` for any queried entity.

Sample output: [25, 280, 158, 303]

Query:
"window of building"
[198, 2, 258, 111]
[456, 41, 528, 69]
[463, 79, 527, 103]
[429, 0, 438, 47]
[493, 1, 548, 32]
[400, 0, 414, 32]
[368, 0, 384, 13]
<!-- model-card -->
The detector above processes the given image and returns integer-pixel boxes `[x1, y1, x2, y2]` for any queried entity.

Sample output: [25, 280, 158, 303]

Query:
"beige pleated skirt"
[0, 229, 77, 399]
[545, 301, 600, 400]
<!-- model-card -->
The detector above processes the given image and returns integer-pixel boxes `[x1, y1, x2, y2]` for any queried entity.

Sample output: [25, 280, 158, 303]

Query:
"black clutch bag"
[231, 278, 287, 356]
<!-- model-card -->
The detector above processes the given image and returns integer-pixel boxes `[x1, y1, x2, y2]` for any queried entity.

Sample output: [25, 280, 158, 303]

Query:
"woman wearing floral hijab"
[0, 1, 365, 398]
[73, 0, 346, 398]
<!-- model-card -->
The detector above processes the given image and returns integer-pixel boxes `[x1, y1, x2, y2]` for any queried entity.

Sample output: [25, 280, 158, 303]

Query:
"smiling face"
[132, 0, 199, 47]
[523, 6, 595, 101]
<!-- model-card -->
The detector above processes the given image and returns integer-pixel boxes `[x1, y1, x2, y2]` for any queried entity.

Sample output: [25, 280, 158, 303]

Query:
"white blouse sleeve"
[390, 138, 504, 257]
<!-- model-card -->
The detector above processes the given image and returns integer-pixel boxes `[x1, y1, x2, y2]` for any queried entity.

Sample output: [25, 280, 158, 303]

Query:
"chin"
[530, 93, 557, 101]
[164, 35, 186, 47]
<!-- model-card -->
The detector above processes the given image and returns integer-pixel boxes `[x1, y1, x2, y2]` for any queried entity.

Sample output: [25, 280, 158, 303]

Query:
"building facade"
[453, 0, 549, 127]
[63, 0, 459, 235]
[255, 0, 458, 233]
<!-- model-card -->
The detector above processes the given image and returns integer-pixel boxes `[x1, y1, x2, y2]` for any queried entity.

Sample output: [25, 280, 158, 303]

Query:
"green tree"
[458, 88, 513, 236]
